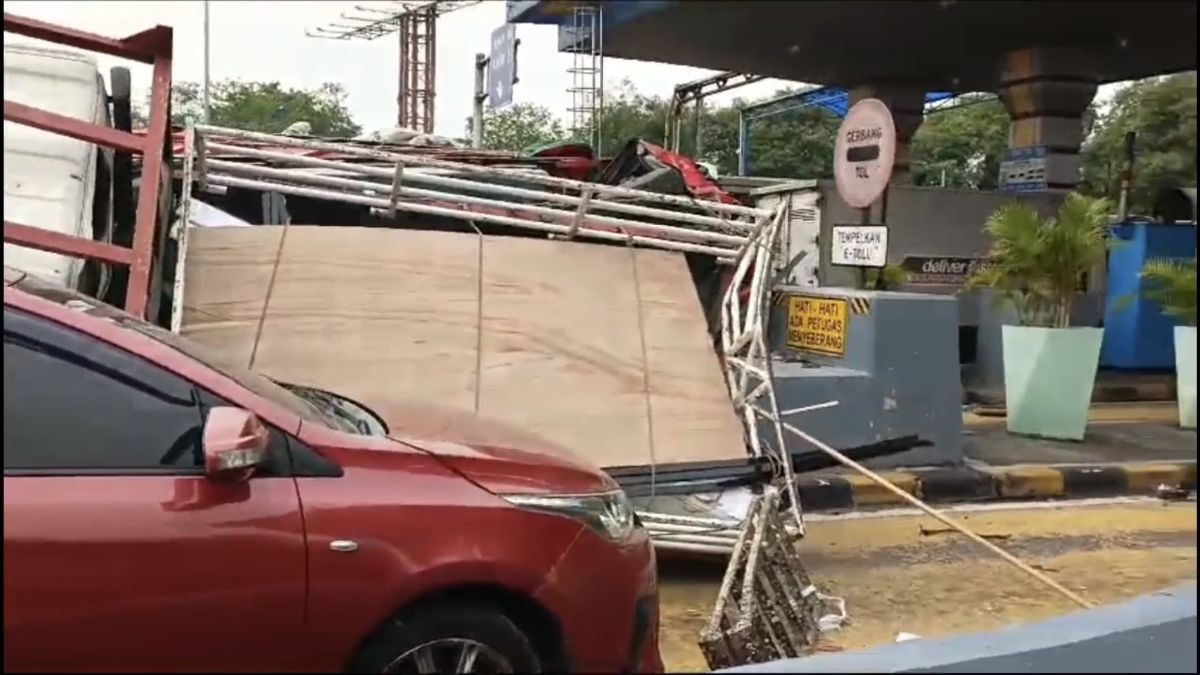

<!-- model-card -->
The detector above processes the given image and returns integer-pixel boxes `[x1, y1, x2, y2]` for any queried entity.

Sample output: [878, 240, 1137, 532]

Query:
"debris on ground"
[920, 524, 1012, 540]
[697, 487, 824, 670]
[1156, 484, 1193, 501]
[816, 594, 849, 633]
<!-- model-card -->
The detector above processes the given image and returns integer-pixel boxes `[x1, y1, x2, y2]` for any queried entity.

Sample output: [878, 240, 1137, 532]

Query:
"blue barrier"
[1102, 222, 1197, 370]
[719, 584, 1197, 673]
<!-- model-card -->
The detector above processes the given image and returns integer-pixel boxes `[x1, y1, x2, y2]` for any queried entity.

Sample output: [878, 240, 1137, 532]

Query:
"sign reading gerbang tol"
[833, 98, 896, 209]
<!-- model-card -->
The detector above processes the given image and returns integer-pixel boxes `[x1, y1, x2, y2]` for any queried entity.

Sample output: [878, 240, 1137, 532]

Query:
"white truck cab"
[3, 42, 132, 299]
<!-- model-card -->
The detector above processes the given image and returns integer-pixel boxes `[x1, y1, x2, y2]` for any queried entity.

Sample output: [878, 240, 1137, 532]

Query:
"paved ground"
[850, 402, 1195, 472]
[967, 371, 1176, 405]
[963, 421, 1197, 465]
[655, 499, 1198, 672]
[963, 401, 1183, 428]
[961, 401, 1195, 465]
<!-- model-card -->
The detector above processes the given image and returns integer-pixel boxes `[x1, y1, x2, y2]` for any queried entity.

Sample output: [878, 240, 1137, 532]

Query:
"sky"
[4, 0, 1122, 138]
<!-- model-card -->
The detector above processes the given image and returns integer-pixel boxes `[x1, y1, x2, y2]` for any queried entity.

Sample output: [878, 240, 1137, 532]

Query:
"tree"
[967, 194, 1112, 328]
[737, 95, 840, 179]
[1081, 72, 1197, 214]
[135, 80, 362, 137]
[464, 81, 837, 178]
[594, 79, 671, 156]
[466, 103, 567, 152]
[1142, 257, 1197, 326]
[910, 95, 1010, 190]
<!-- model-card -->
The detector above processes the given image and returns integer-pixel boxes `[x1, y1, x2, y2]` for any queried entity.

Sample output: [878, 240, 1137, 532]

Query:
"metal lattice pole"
[305, 1, 481, 135]
[566, 4, 603, 151]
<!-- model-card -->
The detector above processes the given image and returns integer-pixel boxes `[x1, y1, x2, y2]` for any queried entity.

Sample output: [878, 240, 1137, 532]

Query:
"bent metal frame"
[2, 13, 174, 321]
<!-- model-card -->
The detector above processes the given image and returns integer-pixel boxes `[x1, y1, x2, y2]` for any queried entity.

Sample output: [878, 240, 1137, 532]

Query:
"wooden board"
[179, 226, 283, 368]
[478, 237, 651, 469]
[181, 226, 747, 469]
[634, 248, 749, 465]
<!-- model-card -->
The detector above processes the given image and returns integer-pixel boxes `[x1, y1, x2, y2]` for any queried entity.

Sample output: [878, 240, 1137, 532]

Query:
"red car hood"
[374, 400, 619, 496]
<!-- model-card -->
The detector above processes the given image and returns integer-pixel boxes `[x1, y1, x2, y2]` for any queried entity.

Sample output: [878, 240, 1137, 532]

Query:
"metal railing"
[181, 124, 774, 261]
[3, 13, 175, 321]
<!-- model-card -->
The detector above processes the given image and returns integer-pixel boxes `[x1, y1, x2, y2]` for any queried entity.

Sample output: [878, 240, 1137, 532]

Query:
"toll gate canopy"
[508, 0, 1196, 91]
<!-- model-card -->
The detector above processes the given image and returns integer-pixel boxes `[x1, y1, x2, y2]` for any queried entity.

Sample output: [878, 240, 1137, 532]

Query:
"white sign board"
[833, 98, 896, 209]
[831, 225, 889, 268]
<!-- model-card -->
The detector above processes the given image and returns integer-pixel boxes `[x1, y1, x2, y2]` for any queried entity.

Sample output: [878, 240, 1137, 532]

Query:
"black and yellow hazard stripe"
[793, 461, 1197, 511]
[850, 298, 871, 315]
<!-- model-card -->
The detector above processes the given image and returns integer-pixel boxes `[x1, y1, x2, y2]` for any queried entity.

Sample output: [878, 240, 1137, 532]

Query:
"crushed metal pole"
[697, 486, 823, 669]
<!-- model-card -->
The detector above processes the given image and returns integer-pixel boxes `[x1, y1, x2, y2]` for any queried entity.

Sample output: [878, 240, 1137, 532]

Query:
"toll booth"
[721, 179, 1082, 405]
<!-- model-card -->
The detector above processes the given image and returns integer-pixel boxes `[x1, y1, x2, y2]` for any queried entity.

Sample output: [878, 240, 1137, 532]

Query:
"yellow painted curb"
[846, 471, 920, 506]
[1123, 464, 1193, 493]
[994, 466, 1066, 499]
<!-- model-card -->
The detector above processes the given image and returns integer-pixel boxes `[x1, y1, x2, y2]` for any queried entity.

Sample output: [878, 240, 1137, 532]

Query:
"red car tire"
[350, 601, 542, 674]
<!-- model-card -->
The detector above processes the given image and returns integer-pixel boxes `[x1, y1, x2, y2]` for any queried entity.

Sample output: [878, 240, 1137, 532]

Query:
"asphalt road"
[656, 499, 1198, 672]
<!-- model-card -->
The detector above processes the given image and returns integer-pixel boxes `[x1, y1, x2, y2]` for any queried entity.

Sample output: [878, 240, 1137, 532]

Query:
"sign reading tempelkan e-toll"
[786, 295, 849, 357]
[833, 98, 897, 209]
[831, 224, 889, 268]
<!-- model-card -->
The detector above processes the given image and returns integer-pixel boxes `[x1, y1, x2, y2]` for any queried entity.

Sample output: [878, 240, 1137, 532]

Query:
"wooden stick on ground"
[769, 413, 1095, 610]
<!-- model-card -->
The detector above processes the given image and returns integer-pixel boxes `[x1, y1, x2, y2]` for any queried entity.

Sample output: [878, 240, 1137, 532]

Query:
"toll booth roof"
[510, 0, 1197, 91]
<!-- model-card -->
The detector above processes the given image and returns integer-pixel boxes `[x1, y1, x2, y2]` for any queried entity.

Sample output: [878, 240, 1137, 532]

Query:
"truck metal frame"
[2, 13, 174, 321]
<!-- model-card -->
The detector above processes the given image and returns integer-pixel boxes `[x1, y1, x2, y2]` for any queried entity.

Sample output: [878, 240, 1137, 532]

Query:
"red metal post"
[125, 48, 173, 319]
[2, 13, 173, 321]
[2, 222, 135, 267]
[2, 102, 145, 154]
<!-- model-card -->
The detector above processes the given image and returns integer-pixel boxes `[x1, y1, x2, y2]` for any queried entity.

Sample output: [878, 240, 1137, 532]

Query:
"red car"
[2, 267, 663, 673]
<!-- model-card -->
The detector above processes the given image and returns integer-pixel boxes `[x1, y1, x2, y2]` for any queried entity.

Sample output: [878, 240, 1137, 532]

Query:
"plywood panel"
[477, 237, 652, 468]
[180, 226, 748, 470]
[252, 226, 479, 412]
[180, 226, 283, 369]
[634, 248, 747, 465]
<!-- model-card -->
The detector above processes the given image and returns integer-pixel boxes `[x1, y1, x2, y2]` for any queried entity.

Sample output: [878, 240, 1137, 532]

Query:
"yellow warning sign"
[786, 295, 848, 357]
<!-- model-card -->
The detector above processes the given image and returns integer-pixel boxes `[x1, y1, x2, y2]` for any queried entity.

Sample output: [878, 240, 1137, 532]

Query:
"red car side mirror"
[202, 407, 269, 481]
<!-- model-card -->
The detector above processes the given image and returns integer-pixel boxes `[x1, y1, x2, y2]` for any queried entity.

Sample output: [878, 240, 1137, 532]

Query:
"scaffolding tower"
[306, 1, 480, 134]
[397, 6, 436, 132]
[565, 3, 603, 151]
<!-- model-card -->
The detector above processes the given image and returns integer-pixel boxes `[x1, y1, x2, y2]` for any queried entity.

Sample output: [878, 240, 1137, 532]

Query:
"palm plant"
[967, 193, 1112, 328]
[864, 264, 909, 291]
[1142, 256, 1197, 326]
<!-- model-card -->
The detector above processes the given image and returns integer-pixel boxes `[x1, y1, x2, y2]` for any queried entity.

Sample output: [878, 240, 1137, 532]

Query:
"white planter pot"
[1175, 326, 1196, 430]
[1002, 325, 1103, 441]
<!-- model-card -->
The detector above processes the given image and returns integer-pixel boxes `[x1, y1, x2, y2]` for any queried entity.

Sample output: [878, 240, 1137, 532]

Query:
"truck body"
[3, 42, 115, 295]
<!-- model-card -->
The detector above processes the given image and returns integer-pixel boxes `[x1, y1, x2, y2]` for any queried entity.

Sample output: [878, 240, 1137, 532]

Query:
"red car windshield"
[10, 275, 355, 433]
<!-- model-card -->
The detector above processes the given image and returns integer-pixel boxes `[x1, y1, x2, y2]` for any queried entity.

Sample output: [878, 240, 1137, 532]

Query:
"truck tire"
[350, 602, 541, 673]
[109, 66, 136, 249]
[109, 66, 132, 131]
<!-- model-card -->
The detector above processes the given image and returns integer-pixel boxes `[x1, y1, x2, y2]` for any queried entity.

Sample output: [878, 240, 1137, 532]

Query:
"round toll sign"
[833, 98, 896, 209]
